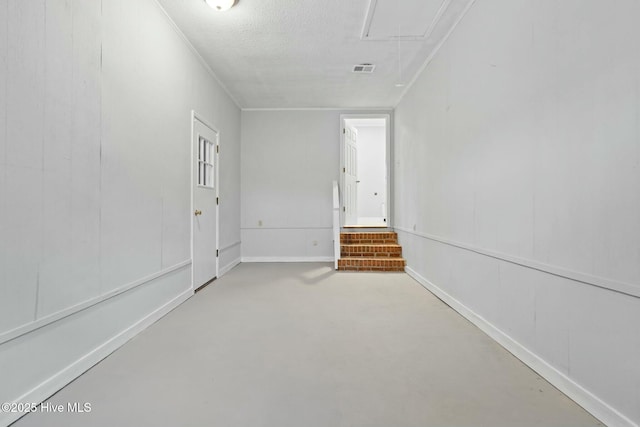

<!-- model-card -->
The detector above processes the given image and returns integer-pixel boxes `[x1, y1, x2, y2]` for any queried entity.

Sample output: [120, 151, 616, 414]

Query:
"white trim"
[241, 107, 393, 112]
[340, 114, 392, 228]
[395, 226, 640, 299]
[0, 260, 192, 345]
[220, 240, 241, 252]
[190, 112, 195, 289]
[422, 0, 454, 41]
[360, 0, 378, 40]
[394, 0, 477, 108]
[241, 257, 334, 263]
[193, 111, 219, 133]
[215, 127, 220, 278]
[405, 266, 636, 427]
[333, 181, 341, 270]
[219, 257, 241, 277]
[151, 0, 242, 109]
[361, 0, 453, 41]
[241, 226, 332, 231]
[3, 289, 192, 427]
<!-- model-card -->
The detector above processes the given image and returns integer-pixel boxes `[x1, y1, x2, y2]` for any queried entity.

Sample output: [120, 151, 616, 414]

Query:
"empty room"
[0, 0, 638, 426]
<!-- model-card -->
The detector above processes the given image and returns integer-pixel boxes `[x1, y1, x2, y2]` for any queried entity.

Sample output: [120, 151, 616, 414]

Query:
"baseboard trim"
[241, 256, 333, 263]
[0, 260, 192, 345]
[220, 241, 241, 252]
[219, 257, 241, 277]
[405, 266, 636, 427]
[394, 227, 640, 298]
[4, 289, 192, 427]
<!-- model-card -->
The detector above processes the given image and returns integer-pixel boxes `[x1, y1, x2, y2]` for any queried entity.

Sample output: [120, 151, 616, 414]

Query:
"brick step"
[340, 244, 402, 258]
[340, 232, 398, 245]
[338, 257, 406, 272]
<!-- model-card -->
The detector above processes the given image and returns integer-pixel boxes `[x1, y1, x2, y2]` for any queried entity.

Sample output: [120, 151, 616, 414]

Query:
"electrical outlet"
[312, 240, 318, 246]
[258, 220, 263, 227]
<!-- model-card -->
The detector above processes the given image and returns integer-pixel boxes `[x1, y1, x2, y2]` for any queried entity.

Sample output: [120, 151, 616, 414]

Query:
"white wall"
[241, 110, 391, 261]
[353, 125, 386, 220]
[0, 1, 240, 425]
[393, 1, 640, 426]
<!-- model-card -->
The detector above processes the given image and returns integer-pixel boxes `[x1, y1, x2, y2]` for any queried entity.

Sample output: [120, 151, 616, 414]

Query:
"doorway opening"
[340, 114, 390, 228]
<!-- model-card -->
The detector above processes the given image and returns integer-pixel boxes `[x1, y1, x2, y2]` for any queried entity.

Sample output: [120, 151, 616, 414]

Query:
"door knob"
[194, 210, 202, 216]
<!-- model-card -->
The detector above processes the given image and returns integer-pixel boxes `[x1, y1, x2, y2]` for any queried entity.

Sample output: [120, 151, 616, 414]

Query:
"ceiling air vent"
[352, 64, 376, 73]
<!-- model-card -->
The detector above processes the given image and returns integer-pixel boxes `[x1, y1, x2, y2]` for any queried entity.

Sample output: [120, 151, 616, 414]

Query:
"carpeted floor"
[14, 263, 603, 427]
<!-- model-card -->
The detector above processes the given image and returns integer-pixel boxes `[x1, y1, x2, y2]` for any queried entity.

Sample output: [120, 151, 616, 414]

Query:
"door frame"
[190, 110, 220, 291]
[339, 114, 391, 228]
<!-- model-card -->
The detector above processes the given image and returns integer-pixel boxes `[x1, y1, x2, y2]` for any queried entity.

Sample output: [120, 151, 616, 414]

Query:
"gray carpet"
[14, 263, 603, 427]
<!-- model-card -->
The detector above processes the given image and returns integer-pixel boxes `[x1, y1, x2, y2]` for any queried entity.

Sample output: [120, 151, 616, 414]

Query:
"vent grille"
[352, 64, 375, 73]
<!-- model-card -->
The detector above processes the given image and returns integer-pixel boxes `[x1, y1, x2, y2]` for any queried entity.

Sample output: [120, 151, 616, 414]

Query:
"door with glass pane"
[192, 118, 218, 290]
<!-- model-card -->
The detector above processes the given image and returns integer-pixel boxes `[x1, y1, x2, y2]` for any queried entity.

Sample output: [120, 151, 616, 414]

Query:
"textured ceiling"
[157, 0, 474, 108]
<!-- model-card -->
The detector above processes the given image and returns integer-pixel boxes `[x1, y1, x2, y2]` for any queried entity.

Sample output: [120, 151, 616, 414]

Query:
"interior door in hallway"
[192, 118, 219, 290]
[344, 126, 358, 225]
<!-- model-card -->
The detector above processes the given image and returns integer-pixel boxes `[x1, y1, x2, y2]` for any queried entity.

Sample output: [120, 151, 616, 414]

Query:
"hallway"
[15, 263, 601, 427]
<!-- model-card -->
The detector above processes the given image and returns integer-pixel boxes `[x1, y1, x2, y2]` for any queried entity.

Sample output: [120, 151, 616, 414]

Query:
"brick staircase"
[337, 231, 406, 272]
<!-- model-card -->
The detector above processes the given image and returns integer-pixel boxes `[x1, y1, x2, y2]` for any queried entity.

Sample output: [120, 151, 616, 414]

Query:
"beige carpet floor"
[14, 263, 603, 427]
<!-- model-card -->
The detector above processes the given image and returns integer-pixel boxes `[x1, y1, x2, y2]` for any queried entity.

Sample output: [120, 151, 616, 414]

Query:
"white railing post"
[332, 180, 340, 270]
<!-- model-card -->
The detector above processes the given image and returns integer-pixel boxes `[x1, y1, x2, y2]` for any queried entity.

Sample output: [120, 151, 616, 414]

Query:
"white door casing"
[340, 114, 391, 228]
[191, 114, 219, 290]
[344, 126, 358, 225]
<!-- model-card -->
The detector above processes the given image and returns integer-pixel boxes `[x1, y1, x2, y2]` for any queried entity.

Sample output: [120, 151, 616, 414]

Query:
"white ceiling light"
[205, 0, 237, 11]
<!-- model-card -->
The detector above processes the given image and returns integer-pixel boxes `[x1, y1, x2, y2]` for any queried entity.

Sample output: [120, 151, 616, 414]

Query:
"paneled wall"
[393, 1, 640, 426]
[240, 110, 391, 261]
[0, 1, 240, 425]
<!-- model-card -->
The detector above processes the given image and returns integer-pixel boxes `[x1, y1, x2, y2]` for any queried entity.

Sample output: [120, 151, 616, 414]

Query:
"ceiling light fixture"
[205, 0, 237, 11]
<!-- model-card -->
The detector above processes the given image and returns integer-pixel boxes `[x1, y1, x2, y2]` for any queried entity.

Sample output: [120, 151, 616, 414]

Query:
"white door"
[344, 126, 358, 225]
[192, 118, 218, 291]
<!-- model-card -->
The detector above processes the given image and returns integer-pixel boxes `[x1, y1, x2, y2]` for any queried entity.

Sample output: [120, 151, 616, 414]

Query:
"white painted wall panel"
[0, 169, 4, 311]
[98, 149, 164, 286]
[242, 229, 314, 259]
[2, 1, 47, 330]
[0, 0, 7, 334]
[100, 0, 201, 290]
[495, 262, 536, 351]
[39, 0, 100, 317]
[0, 0, 6, 168]
[532, 272, 571, 375]
[101, 0, 164, 288]
[241, 110, 391, 259]
[0, 266, 191, 427]
[155, 46, 191, 269]
[241, 228, 333, 261]
[567, 285, 640, 423]
[400, 231, 640, 427]
[64, 0, 104, 315]
[2, 166, 40, 331]
[0, 0, 241, 421]
[6, 1, 44, 170]
[394, 0, 640, 424]
[219, 242, 241, 276]
[40, 165, 73, 316]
